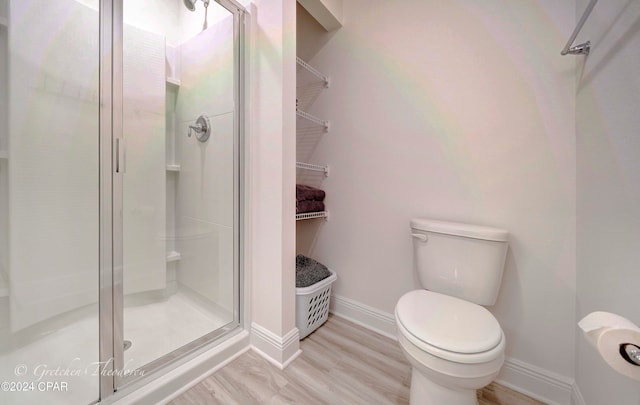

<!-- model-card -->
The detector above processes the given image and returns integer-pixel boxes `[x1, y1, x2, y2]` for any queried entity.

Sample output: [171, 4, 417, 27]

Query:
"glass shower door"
[0, 0, 101, 404]
[0, 0, 245, 401]
[116, 0, 241, 384]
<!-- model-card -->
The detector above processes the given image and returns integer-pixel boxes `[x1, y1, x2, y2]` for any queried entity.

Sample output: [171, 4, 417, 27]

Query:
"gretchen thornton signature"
[14, 358, 145, 381]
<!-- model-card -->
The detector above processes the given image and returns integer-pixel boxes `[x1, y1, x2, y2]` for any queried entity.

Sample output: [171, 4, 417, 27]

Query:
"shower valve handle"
[187, 115, 211, 142]
[188, 124, 202, 137]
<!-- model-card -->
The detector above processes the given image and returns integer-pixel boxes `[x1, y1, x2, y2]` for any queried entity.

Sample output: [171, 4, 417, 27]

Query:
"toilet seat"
[395, 290, 504, 364]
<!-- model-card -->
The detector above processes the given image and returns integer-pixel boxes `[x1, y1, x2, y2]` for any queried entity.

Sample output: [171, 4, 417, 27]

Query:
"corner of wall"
[250, 322, 301, 369]
[249, 0, 298, 360]
[296, 0, 342, 31]
[571, 381, 586, 405]
[496, 357, 574, 405]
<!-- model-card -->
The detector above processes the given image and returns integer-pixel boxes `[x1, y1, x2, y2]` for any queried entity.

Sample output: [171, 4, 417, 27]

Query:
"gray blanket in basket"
[296, 254, 331, 288]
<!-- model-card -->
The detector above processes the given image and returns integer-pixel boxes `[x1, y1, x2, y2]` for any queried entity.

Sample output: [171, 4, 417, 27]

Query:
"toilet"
[395, 218, 509, 405]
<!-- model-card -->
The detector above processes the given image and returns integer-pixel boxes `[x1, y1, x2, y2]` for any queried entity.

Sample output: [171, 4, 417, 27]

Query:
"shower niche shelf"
[166, 251, 181, 263]
[166, 77, 181, 88]
[164, 61, 181, 278]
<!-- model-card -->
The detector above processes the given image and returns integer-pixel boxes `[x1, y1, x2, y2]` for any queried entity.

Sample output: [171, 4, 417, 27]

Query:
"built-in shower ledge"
[166, 77, 181, 87]
[166, 251, 181, 262]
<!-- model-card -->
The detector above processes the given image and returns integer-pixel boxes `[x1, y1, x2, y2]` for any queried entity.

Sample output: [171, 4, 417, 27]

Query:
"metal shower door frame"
[99, 0, 247, 400]
[98, 0, 118, 400]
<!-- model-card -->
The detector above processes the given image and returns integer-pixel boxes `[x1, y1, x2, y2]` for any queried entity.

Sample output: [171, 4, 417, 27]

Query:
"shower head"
[183, 0, 196, 11]
[183, 0, 210, 12]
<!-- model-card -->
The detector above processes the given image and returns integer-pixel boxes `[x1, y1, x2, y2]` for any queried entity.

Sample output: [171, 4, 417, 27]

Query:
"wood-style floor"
[169, 315, 546, 405]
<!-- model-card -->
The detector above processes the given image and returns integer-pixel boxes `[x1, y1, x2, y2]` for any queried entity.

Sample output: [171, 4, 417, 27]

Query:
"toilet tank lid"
[410, 218, 509, 242]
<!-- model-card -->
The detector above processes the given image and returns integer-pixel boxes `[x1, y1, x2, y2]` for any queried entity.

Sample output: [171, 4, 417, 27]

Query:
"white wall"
[575, 0, 640, 403]
[298, 0, 577, 391]
[250, 0, 299, 363]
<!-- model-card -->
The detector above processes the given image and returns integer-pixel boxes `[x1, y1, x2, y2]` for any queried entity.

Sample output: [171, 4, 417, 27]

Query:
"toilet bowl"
[397, 218, 509, 404]
[395, 290, 505, 404]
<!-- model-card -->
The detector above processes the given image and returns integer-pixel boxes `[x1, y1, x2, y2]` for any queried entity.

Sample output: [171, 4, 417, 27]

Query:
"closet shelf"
[0, 17, 7, 28]
[166, 164, 181, 172]
[296, 57, 329, 88]
[296, 162, 328, 175]
[296, 211, 328, 221]
[166, 251, 181, 263]
[0, 151, 8, 159]
[297, 109, 329, 131]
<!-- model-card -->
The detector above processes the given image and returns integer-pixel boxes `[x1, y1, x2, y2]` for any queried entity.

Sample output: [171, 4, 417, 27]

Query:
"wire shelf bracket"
[561, 0, 597, 56]
[296, 57, 330, 88]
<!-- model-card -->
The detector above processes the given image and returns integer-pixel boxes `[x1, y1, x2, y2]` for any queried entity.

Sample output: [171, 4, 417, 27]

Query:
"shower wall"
[123, 24, 167, 294]
[174, 14, 235, 314]
[6, 0, 169, 330]
[9, 0, 100, 331]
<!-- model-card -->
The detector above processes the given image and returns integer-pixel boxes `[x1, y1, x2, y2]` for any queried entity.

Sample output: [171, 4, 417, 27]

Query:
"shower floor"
[0, 286, 232, 405]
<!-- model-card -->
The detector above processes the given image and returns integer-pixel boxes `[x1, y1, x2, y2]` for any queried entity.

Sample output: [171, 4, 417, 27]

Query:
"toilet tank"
[410, 218, 509, 306]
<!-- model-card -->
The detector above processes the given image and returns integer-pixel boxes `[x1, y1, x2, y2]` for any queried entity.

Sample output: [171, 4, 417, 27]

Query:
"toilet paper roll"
[579, 311, 639, 348]
[597, 328, 640, 381]
[579, 311, 640, 382]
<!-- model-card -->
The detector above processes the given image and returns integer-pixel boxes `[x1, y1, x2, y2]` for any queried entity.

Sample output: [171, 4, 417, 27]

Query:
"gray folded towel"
[296, 254, 331, 288]
[296, 184, 326, 202]
[296, 200, 325, 214]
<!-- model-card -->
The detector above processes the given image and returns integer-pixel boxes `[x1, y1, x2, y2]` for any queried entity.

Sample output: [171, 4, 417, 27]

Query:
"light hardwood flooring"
[169, 315, 546, 405]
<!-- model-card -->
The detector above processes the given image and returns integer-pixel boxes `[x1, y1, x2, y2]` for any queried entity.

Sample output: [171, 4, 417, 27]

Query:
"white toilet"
[395, 218, 509, 405]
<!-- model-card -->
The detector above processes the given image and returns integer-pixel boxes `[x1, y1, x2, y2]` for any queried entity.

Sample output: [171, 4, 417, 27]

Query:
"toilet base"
[410, 367, 478, 405]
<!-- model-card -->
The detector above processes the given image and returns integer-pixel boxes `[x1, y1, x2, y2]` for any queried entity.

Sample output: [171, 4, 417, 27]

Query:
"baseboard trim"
[496, 357, 573, 405]
[329, 294, 397, 340]
[330, 294, 575, 405]
[571, 382, 586, 405]
[250, 322, 301, 370]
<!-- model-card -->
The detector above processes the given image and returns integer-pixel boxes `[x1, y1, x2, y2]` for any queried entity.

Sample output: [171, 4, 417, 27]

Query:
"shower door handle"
[115, 138, 126, 174]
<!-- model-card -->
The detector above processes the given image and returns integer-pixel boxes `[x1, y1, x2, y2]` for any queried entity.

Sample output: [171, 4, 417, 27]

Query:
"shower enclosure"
[0, 0, 245, 403]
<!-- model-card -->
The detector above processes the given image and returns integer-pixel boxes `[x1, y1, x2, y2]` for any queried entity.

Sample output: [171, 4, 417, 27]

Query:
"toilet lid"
[396, 290, 502, 355]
